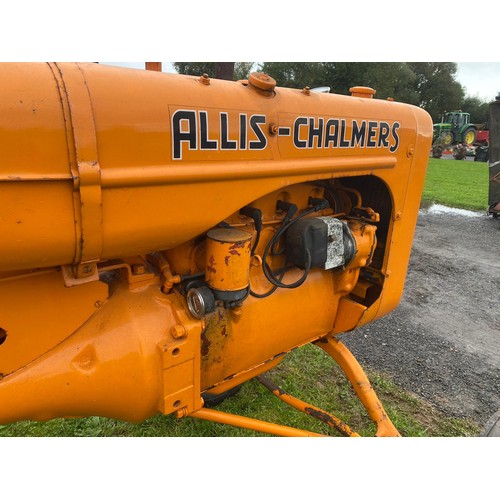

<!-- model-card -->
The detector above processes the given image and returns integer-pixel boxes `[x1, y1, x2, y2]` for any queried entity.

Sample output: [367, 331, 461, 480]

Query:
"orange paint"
[0, 63, 432, 435]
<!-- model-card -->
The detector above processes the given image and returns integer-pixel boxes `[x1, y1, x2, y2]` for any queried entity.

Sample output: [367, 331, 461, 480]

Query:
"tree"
[322, 62, 419, 103]
[407, 62, 465, 122]
[258, 62, 419, 103]
[173, 62, 255, 81]
[258, 62, 327, 89]
[234, 62, 255, 81]
[173, 62, 217, 77]
[460, 95, 490, 125]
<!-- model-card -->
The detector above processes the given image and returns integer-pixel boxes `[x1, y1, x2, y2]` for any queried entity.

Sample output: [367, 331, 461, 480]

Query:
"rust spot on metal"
[305, 407, 334, 425]
[304, 407, 352, 436]
[257, 375, 287, 396]
[228, 249, 240, 256]
[221, 326, 227, 337]
[271, 351, 286, 360]
[206, 254, 217, 274]
[229, 241, 246, 250]
[224, 256, 230, 266]
[201, 329, 211, 357]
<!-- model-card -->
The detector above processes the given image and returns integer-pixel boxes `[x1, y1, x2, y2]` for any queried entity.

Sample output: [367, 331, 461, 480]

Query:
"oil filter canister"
[205, 228, 252, 302]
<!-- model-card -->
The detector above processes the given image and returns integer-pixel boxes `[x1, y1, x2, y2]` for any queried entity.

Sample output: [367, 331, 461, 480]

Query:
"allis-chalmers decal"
[171, 109, 401, 160]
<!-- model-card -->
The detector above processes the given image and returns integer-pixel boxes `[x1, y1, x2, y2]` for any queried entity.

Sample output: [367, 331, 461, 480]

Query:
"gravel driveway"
[341, 205, 500, 427]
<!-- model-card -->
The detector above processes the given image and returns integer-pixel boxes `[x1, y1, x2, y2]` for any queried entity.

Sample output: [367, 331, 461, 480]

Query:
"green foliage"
[173, 62, 255, 81]
[258, 62, 327, 89]
[258, 62, 489, 123]
[323, 62, 420, 102]
[173, 62, 217, 77]
[257, 62, 419, 101]
[407, 62, 465, 122]
[423, 158, 489, 211]
[461, 95, 490, 125]
[234, 62, 256, 80]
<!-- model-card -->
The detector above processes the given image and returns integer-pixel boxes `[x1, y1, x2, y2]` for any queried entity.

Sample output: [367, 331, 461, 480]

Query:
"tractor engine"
[0, 63, 432, 435]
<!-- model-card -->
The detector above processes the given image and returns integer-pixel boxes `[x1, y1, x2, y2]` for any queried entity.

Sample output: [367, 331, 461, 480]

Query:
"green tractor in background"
[431, 111, 477, 159]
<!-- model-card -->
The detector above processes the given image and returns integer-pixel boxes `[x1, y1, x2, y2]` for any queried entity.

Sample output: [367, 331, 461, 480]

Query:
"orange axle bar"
[188, 407, 324, 437]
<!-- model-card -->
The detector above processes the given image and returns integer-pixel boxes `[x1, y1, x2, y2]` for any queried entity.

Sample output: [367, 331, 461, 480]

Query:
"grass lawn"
[422, 157, 489, 211]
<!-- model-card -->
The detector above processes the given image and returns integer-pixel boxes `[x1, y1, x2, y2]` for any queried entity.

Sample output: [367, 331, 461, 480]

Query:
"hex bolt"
[171, 324, 188, 339]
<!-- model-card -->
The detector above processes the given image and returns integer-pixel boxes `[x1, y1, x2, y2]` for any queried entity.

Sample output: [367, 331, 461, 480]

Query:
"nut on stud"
[199, 73, 211, 85]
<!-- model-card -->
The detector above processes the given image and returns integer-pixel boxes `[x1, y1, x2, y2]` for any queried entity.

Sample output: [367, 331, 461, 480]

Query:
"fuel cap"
[248, 72, 276, 92]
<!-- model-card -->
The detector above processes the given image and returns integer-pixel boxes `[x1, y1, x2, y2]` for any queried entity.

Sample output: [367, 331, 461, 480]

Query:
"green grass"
[422, 158, 489, 211]
[0, 344, 479, 438]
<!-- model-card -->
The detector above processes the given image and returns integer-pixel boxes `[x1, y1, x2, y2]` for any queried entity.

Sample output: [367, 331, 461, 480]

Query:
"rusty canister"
[205, 228, 252, 301]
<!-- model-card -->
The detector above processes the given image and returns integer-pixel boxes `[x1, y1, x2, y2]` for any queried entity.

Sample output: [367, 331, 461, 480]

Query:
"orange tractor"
[0, 63, 432, 436]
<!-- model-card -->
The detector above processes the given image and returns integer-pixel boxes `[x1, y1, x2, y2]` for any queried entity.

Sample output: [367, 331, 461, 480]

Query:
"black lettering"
[249, 115, 267, 150]
[172, 110, 197, 160]
[220, 113, 237, 150]
[378, 122, 390, 147]
[367, 121, 378, 147]
[324, 119, 339, 148]
[293, 117, 308, 148]
[351, 120, 366, 147]
[308, 117, 323, 148]
[339, 119, 350, 147]
[240, 114, 247, 150]
[199, 111, 217, 150]
[389, 122, 400, 152]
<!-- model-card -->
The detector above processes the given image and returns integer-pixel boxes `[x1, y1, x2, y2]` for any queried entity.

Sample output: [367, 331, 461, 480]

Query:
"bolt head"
[171, 324, 187, 339]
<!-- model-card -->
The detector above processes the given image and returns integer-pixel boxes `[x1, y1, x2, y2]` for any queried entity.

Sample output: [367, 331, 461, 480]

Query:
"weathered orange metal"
[257, 375, 359, 437]
[205, 229, 252, 293]
[0, 62, 432, 435]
